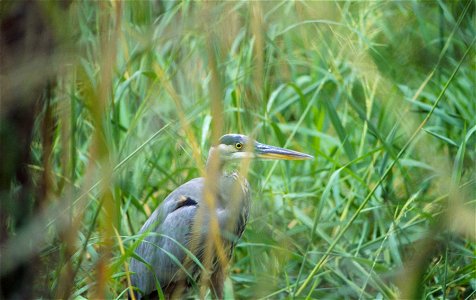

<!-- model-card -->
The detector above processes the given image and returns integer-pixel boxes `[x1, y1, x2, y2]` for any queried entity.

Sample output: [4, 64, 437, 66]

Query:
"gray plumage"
[130, 174, 249, 299]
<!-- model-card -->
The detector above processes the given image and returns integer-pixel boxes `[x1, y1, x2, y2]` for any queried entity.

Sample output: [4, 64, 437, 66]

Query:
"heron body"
[129, 134, 312, 299]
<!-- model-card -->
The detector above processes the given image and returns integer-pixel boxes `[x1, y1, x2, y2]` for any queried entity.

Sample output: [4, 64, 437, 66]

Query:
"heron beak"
[255, 142, 314, 160]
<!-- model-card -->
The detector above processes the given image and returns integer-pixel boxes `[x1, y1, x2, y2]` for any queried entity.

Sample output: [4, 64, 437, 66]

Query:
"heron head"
[210, 134, 313, 161]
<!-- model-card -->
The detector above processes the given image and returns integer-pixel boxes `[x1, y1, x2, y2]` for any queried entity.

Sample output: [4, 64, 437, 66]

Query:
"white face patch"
[228, 152, 255, 160]
[214, 144, 255, 160]
[218, 144, 235, 154]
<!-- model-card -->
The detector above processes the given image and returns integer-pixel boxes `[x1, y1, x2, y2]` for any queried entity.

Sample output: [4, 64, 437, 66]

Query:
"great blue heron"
[129, 134, 313, 299]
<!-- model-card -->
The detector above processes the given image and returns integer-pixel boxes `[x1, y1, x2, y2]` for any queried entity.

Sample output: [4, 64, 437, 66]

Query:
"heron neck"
[206, 147, 226, 175]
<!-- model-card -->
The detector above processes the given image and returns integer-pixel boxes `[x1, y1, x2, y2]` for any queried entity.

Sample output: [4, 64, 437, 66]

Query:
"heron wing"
[130, 178, 205, 296]
[130, 174, 251, 297]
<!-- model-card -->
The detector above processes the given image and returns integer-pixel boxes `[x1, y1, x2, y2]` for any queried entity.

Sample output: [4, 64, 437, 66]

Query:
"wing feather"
[130, 178, 204, 297]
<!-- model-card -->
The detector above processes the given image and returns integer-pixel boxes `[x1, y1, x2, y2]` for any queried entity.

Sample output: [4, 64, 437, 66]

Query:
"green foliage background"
[5, 1, 475, 299]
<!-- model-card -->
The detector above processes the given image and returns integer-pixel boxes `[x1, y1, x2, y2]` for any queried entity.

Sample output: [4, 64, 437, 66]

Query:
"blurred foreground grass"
[1, 1, 475, 299]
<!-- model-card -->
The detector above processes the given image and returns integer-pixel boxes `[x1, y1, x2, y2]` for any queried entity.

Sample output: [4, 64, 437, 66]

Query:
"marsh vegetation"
[0, 1, 474, 299]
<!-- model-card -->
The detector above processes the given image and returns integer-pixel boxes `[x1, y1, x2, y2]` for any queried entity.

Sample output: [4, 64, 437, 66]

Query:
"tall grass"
[1, 1, 474, 299]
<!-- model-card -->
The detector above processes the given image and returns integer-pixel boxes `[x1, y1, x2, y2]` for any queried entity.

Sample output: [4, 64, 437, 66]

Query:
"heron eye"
[235, 142, 243, 150]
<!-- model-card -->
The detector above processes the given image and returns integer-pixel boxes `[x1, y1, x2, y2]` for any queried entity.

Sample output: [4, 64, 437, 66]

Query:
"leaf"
[423, 128, 458, 147]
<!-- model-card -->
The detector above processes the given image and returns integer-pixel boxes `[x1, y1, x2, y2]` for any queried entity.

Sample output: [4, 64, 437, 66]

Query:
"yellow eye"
[235, 142, 243, 149]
